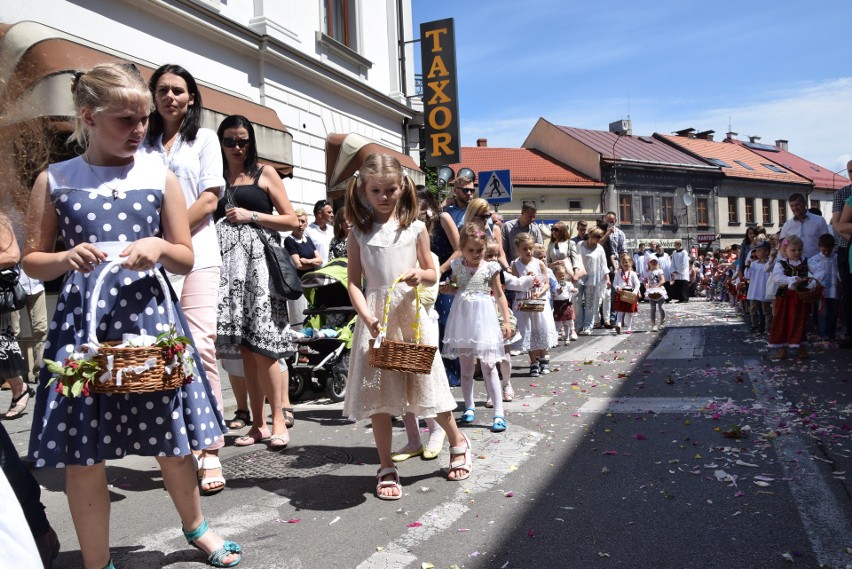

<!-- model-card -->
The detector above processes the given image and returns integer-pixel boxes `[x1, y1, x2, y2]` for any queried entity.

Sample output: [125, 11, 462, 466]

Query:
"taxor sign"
[696, 234, 717, 243]
[420, 18, 460, 167]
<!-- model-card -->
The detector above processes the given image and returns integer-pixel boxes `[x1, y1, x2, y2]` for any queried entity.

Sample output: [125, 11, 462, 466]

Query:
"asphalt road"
[2, 299, 851, 569]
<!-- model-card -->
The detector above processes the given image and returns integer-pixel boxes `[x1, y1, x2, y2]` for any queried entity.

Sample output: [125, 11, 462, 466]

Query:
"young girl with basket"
[510, 233, 558, 377]
[23, 63, 240, 569]
[768, 235, 820, 360]
[343, 154, 472, 501]
[613, 252, 640, 334]
[441, 224, 513, 432]
[644, 257, 668, 332]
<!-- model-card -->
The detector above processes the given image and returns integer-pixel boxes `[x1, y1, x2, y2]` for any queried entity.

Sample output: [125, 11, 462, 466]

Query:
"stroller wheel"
[289, 371, 307, 402]
[326, 368, 347, 403]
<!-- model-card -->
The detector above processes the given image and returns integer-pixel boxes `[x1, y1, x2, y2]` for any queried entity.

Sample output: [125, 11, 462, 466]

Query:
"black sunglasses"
[222, 137, 250, 148]
[476, 213, 490, 220]
[459, 187, 477, 194]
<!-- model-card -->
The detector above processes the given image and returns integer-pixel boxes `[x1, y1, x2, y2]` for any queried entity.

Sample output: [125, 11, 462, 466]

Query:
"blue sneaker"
[460, 407, 475, 423]
[491, 416, 507, 433]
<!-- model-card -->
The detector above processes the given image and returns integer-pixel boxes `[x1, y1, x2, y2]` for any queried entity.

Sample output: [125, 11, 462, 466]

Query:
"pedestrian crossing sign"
[478, 169, 512, 204]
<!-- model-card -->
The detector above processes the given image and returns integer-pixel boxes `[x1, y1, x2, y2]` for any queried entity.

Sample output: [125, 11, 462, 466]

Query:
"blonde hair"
[463, 198, 490, 225]
[294, 208, 308, 218]
[533, 242, 546, 258]
[459, 222, 487, 249]
[69, 63, 153, 148]
[344, 153, 418, 233]
[619, 252, 633, 267]
[588, 227, 604, 239]
[514, 232, 534, 248]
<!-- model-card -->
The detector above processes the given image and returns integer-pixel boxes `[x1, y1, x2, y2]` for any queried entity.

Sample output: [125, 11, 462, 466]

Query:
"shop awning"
[325, 132, 423, 199]
[0, 21, 294, 177]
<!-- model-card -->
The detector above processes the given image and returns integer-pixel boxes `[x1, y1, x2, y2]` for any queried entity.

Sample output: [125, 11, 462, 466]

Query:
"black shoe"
[839, 339, 852, 349]
[35, 527, 60, 569]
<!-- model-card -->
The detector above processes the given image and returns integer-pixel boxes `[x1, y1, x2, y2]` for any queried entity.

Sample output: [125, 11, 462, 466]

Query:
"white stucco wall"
[4, 0, 418, 210]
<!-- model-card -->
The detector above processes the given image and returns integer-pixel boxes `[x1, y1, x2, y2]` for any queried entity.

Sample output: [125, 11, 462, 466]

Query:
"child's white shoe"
[570, 330, 578, 341]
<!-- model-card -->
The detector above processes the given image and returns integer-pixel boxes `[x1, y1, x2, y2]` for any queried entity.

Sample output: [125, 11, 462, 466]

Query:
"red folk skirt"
[768, 289, 810, 348]
[613, 297, 639, 313]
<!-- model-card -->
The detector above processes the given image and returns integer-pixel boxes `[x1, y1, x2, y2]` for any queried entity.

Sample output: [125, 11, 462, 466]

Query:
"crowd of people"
[1, 59, 851, 568]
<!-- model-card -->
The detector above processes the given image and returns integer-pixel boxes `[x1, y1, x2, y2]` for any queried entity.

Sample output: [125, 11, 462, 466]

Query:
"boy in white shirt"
[809, 234, 841, 339]
[746, 241, 772, 333]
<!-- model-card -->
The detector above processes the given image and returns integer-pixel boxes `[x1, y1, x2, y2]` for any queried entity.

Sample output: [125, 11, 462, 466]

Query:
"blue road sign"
[478, 169, 512, 204]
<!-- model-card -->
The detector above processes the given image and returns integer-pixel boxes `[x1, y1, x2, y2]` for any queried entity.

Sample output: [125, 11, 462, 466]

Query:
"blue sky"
[411, 0, 852, 174]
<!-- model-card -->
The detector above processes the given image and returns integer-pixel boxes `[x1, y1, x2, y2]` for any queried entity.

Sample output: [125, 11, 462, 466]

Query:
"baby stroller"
[287, 258, 355, 403]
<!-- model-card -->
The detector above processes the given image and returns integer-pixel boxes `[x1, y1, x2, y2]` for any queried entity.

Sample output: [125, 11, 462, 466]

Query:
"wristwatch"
[250, 212, 259, 223]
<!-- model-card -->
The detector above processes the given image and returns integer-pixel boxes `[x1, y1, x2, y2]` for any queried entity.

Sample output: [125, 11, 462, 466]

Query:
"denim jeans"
[818, 297, 839, 339]
[0, 423, 50, 539]
[577, 283, 599, 331]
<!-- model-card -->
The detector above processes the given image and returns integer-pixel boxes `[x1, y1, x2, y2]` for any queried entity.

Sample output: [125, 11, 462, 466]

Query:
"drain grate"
[222, 447, 352, 480]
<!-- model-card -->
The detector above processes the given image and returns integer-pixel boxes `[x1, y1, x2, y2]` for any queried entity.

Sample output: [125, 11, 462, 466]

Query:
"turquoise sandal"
[460, 407, 475, 424]
[182, 518, 242, 567]
[491, 416, 507, 433]
[102, 560, 115, 569]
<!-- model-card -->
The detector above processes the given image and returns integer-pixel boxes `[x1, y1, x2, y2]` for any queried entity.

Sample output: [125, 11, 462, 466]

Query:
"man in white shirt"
[670, 240, 691, 303]
[653, 243, 673, 301]
[780, 192, 830, 260]
[306, 199, 334, 264]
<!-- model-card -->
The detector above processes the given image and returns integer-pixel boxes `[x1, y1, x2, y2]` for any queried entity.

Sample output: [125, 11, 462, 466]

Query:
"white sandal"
[376, 466, 402, 500]
[447, 433, 472, 481]
[198, 456, 226, 496]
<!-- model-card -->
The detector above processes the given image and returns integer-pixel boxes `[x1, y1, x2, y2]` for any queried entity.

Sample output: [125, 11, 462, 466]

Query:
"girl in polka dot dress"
[22, 64, 240, 568]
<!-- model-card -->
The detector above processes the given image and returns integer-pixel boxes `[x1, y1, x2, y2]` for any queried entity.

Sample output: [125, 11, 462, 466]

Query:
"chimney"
[775, 139, 788, 151]
[725, 131, 738, 141]
[748, 135, 761, 144]
[696, 130, 715, 141]
[674, 128, 696, 139]
[476, 138, 488, 147]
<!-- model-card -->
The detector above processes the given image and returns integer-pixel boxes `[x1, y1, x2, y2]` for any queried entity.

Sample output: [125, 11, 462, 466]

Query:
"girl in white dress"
[441, 224, 512, 432]
[510, 233, 558, 377]
[344, 154, 472, 501]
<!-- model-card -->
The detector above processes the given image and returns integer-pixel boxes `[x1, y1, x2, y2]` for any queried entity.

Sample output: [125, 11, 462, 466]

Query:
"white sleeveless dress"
[343, 219, 457, 421]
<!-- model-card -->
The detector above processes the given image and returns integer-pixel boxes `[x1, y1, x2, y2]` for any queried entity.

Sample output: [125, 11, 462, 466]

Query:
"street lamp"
[682, 184, 694, 252]
[436, 166, 455, 201]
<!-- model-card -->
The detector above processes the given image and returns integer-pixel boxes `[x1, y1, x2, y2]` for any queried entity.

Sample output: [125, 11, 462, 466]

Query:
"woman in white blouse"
[143, 64, 227, 495]
[576, 228, 610, 334]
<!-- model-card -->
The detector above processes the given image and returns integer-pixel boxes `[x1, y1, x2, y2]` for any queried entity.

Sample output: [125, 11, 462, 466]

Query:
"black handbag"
[253, 228, 303, 300]
[0, 265, 27, 314]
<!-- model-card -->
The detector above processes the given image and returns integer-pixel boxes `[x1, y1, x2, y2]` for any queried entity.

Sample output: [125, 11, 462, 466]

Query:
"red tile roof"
[656, 134, 811, 185]
[729, 139, 848, 191]
[554, 126, 713, 169]
[448, 147, 603, 187]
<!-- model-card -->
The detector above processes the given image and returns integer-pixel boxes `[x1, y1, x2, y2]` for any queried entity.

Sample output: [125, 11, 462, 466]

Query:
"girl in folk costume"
[551, 264, 578, 344]
[612, 252, 641, 334]
[344, 154, 472, 501]
[442, 224, 513, 432]
[510, 233, 558, 377]
[768, 235, 819, 360]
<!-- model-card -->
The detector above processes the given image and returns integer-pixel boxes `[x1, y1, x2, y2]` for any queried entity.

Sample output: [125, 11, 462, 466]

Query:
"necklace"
[84, 153, 130, 199]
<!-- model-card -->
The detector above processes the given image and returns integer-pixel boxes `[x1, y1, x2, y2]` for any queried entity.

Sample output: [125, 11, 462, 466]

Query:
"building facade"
[1, 0, 423, 210]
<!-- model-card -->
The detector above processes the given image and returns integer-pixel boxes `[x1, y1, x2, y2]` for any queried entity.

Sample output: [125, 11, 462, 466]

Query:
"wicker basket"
[88, 260, 186, 394]
[518, 298, 546, 312]
[369, 275, 437, 374]
[795, 278, 823, 303]
[617, 289, 638, 304]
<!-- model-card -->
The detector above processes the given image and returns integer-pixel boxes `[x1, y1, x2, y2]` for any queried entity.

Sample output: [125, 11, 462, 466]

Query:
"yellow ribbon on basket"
[374, 274, 423, 348]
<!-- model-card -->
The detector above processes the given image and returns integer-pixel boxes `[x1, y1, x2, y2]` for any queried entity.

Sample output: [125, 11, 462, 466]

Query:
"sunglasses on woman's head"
[222, 137, 250, 148]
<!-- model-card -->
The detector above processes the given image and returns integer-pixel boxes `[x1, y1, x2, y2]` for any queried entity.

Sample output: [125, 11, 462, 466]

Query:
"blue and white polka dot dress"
[28, 153, 226, 468]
